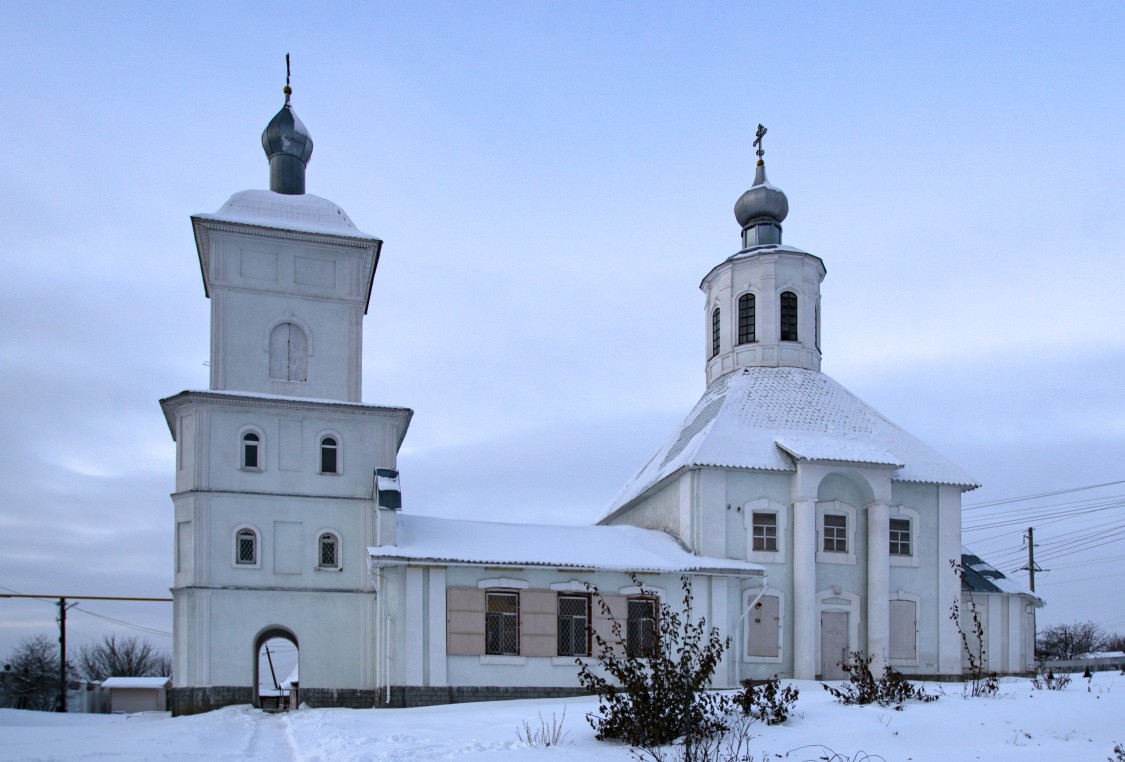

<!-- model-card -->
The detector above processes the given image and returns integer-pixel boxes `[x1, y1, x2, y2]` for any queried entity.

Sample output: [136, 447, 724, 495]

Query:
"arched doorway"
[254, 627, 298, 711]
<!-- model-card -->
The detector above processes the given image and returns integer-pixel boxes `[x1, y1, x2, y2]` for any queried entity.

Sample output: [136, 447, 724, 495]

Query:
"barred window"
[889, 518, 912, 557]
[320, 437, 338, 474]
[780, 291, 798, 342]
[752, 512, 777, 551]
[318, 533, 339, 568]
[557, 596, 590, 657]
[485, 592, 520, 655]
[823, 514, 847, 553]
[627, 597, 657, 657]
[711, 308, 721, 358]
[738, 293, 756, 344]
[236, 528, 257, 565]
[241, 432, 260, 470]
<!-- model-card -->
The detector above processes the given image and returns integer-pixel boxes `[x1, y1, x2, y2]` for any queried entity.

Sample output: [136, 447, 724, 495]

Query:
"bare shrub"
[822, 652, 938, 709]
[1029, 668, 1071, 691]
[732, 676, 798, 725]
[516, 708, 570, 747]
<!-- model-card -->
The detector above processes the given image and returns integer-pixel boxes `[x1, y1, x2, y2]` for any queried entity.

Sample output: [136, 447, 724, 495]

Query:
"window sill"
[315, 566, 343, 572]
[480, 655, 525, 666]
[553, 656, 594, 666]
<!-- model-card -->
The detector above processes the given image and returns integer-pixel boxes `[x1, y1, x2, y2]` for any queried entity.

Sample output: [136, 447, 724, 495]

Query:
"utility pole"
[1019, 526, 1044, 593]
[0, 593, 174, 713]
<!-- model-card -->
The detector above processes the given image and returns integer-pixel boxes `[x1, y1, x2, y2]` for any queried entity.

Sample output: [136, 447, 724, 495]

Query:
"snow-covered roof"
[101, 677, 171, 689]
[961, 546, 1043, 605]
[194, 189, 378, 241]
[604, 367, 979, 519]
[369, 514, 764, 577]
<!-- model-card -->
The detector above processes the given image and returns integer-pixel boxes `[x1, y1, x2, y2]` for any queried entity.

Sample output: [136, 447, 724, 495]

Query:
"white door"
[820, 611, 849, 680]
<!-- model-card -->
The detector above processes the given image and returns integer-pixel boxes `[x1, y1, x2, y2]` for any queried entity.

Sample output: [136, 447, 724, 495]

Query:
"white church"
[161, 88, 1040, 715]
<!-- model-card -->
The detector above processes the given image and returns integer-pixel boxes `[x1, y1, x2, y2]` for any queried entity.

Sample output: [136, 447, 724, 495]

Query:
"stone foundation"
[170, 685, 591, 715]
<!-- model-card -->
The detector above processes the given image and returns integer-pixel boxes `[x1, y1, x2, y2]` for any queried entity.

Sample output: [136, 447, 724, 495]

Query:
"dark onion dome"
[261, 87, 313, 195]
[734, 161, 788, 229]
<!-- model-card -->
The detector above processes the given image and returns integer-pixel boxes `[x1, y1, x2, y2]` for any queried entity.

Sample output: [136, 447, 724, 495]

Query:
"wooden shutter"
[520, 590, 557, 657]
[592, 594, 629, 656]
[447, 588, 485, 655]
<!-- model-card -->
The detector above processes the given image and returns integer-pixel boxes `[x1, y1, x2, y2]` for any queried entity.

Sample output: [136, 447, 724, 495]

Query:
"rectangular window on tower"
[889, 518, 912, 557]
[823, 514, 847, 553]
[752, 512, 778, 552]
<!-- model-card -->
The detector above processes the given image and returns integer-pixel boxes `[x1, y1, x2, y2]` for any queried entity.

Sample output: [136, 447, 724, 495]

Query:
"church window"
[752, 512, 777, 551]
[557, 595, 590, 657]
[823, 514, 847, 553]
[235, 528, 258, 565]
[737, 293, 756, 344]
[780, 291, 798, 341]
[320, 436, 339, 474]
[711, 308, 721, 358]
[269, 322, 308, 382]
[318, 533, 340, 569]
[626, 597, 657, 657]
[889, 518, 912, 556]
[485, 592, 520, 655]
[241, 431, 261, 470]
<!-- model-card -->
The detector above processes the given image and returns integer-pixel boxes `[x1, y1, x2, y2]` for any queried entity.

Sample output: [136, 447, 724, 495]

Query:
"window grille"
[557, 596, 589, 656]
[627, 598, 657, 657]
[319, 533, 338, 568]
[738, 293, 756, 344]
[889, 518, 912, 556]
[823, 514, 847, 553]
[236, 529, 256, 565]
[242, 432, 260, 469]
[485, 592, 519, 655]
[320, 437, 338, 474]
[711, 308, 721, 358]
[752, 512, 777, 551]
[780, 291, 798, 341]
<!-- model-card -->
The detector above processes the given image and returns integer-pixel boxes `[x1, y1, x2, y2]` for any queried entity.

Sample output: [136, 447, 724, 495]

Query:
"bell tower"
[700, 126, 826, 385]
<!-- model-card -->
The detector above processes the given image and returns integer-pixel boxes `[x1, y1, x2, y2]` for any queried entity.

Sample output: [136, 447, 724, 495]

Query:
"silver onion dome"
[261, 86, 313, 195]
[734, 161, 788, 248]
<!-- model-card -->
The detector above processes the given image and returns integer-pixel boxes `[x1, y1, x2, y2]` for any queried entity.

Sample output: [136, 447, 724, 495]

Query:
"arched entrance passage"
[254, 627, 298, 711]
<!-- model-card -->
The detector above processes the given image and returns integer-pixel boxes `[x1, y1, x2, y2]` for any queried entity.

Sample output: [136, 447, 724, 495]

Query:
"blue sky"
[2, 2, 1124, 657]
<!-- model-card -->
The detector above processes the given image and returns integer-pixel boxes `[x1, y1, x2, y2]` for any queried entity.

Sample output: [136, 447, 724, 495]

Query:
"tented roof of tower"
[194, 189, 378, 240]
[602, 367, 979, 520]
[369, 514, 765, 577]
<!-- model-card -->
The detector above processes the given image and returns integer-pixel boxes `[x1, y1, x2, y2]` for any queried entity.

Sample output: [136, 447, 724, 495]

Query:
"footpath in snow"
[1, 672, 1123, 761]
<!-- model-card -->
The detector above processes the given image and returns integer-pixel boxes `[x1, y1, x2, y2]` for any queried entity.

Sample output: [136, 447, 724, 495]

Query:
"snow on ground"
[1, 672, 1123, 761]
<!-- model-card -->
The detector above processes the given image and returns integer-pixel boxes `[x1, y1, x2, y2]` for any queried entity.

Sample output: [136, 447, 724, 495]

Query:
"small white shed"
[101, 676, 171, 713]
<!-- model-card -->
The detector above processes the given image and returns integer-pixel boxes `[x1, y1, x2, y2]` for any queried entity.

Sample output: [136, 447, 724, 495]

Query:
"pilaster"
[866, 501, 890, 672]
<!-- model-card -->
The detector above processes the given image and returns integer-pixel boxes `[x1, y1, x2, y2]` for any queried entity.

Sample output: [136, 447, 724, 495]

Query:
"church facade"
[163, 92, 1039, 715]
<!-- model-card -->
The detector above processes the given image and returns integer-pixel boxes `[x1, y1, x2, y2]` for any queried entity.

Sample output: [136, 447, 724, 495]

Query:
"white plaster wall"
[202, 229, 372, 402]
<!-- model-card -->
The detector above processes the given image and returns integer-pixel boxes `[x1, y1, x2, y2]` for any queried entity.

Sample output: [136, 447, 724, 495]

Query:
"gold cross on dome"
[753, 124, 767, 160]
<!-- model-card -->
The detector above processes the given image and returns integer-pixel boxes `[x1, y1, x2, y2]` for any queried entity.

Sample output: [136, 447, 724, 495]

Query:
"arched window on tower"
[241, 432, 261, 470]
[711, 308, 721, 358]
[269, 322, 308, 382]
[236, 528, 258, 565]
[737, 293, 756, 344]
[318, 533, 340, 569]
[780, 291, 798, 342]
[320, 436, 339, 474]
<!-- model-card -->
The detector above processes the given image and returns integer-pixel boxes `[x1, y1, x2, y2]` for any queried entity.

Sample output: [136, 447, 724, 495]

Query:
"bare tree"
[3, 635, 66, 711]
[76, 635, 170, 682]
[1036, 621, 1106, 661]
[1102, 631, 1125, 654]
